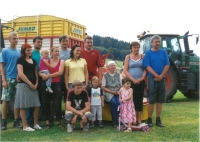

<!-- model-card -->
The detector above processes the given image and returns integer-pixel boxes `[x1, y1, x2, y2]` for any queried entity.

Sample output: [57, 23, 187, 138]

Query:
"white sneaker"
[23, 127, 35, 131]
[67, 124, 73, 133]
[33, 124, 42, 130]
[46, 87, 53, 93]
[83, 123, 89, 132]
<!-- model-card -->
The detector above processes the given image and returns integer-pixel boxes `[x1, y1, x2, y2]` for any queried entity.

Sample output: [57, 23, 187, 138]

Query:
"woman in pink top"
[39, 47, 65, 129]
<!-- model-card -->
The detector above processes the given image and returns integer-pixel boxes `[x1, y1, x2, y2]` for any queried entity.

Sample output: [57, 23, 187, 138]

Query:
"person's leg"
[146, 77, 156, 127]
[65, 111, 74, 132]
[109, 96, 117, 122]
[1, 101, 8, 119]
[97, 105, 103, 127]
[20, 108, 29, 129]
[91, 106, 97, 127]
[83, 111, 93, 131]
[33, 107, 40, 126]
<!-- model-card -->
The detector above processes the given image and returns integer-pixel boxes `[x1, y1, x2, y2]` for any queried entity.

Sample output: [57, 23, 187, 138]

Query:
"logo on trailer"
[16, 26, 37, 33]
[71, 26, 83, 35]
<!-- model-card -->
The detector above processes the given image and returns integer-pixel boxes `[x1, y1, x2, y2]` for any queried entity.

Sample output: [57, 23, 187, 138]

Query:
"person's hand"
[71, 115, 77, 124]
[41, 74, 48, 80]
[120, 99, 123, 103]
[2, 80, 8, 88]
[81, 115, 87, 123]
[154, 75, 163, 81]
[83, 85, 88, 91]
[16, 75, 21, 82]
[29, 83, 35, 90]
[98, 80, 102, 87]
[112, 91, 119, 95]
[33, 84, 38, 90]
[131, 79, 138, 84]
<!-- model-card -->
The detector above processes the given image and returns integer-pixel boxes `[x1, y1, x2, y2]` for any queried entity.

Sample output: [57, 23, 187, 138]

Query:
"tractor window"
[140, 37, 151, 54]
[170, 38, 180, 52]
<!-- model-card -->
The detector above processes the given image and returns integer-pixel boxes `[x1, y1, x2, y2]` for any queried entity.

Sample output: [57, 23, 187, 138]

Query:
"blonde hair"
[72, 80, 83, 88]
[40, 48, 50, 55]
[8, 31, 18, 38]
[91, 76, 98, 82]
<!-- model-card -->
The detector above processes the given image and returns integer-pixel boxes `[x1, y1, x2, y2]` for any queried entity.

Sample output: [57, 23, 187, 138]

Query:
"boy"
[65, 80, 93, 132]
[87, 76, 104, 128]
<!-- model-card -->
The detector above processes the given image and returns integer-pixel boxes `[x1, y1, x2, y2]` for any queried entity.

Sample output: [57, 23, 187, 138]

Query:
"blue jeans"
[109, 95, 120, 122]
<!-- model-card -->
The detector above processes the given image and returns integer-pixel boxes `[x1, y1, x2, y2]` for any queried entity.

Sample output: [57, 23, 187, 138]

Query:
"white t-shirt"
[88, 87, 103, 106]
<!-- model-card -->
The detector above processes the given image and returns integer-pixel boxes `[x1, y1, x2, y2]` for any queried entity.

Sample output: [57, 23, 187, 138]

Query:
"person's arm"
[138, 69, 147, 83]
[98, 67, 102, 86]
[83, 64, 89, 90]
[123, 88, 133, 101]
[123, 55, 138, 84]
[0, 63, 8, 88]
[47, 60, 64, 78]
[34, 66, 38, 90]
[65, 66, 70, 91]
[43, 58, 54, 68]
[17, 64, 35, 89]
[160, 65, 169, 78]
[80, 102, 90, 114]
[119, 89, 123, 102]
[100, 89, 104, 107]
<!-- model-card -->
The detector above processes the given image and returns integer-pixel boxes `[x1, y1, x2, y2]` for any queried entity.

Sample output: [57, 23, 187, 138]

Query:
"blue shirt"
[143, 49, 170, 77]
[32, 49, 41, 69]
[0, 47, 20, 78]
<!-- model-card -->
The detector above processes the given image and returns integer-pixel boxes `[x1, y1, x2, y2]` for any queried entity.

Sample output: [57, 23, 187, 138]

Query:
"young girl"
[39, 48, 53, 93]
[119, 77, 136, 132]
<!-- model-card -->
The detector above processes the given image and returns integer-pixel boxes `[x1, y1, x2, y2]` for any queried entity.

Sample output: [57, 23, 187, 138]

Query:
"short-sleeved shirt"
[0, 47, 20, 78]
[87, 87, 103, 106]
[143, 49, 170, 77]
[67, 90, 88, 110]
[80, 49, 103, 80]
[59, 48, 71, 82]
[17, 58, 37, 85]
[32, 49, 41, 69]
[65, 58, 87, 83]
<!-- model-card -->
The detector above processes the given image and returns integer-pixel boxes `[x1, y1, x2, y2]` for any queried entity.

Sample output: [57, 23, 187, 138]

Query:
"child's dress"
[120, 88, 136, 123]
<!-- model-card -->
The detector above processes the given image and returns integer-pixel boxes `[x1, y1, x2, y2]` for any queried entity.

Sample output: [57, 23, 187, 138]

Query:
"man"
[0, 32, 21, 130]
[59, 35, 71, 103]
[26, 36, 43, 126]
[143, 35, 169, 127]
[80, 35, 103, 86]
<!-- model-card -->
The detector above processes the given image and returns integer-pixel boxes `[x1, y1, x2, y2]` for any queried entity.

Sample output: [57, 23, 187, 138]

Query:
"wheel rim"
[166, 73, 170, 91]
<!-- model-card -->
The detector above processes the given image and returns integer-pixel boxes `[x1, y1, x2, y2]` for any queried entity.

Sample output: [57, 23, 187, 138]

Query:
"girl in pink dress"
[119, 77, 136, 132]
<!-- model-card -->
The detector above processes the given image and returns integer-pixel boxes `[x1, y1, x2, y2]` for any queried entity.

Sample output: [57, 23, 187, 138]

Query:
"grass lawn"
[1, 91, 199, 142]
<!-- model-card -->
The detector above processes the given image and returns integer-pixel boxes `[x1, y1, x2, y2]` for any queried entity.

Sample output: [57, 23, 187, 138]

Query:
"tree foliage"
[93, 35, 130, 61]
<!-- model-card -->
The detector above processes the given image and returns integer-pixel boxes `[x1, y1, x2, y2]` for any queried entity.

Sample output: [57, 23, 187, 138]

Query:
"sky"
[0, 0, 199, 53]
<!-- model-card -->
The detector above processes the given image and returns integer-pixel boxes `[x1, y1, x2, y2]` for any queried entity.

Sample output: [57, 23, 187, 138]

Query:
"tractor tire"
[183, 92, 199, 99]
[165, 66, 177, 102]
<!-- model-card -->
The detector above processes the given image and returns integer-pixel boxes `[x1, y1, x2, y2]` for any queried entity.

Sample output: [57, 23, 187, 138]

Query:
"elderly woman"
[101, 61, 122, 127]
[123, 41, 146, 126]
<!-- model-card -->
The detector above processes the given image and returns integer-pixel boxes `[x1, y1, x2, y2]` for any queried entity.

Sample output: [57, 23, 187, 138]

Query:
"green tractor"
[137, 31, 199, 101]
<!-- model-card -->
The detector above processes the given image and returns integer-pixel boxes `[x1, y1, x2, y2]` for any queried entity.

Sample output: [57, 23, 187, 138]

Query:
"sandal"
[59, 124, 65, 130]
[124, 128, 132, 132]
[23, 127, 35, 131]
[46, 124, 51, 129]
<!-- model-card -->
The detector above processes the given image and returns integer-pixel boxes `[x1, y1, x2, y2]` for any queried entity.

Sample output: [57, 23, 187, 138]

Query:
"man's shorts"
[1, 78, 17, 101]
[147, 76, 166, 104]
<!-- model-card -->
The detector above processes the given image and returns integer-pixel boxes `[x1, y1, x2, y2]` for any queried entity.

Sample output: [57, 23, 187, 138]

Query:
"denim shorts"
[147, 76, 166, 104]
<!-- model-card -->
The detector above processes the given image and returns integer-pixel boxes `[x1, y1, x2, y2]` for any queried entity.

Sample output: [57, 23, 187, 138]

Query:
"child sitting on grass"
[87, 76, 104, 128]
[65, 80, 93, 132]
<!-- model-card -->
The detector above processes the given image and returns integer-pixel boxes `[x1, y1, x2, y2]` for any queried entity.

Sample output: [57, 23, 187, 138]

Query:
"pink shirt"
[48, 59, 61, 83]
[39, 57, 48, 71]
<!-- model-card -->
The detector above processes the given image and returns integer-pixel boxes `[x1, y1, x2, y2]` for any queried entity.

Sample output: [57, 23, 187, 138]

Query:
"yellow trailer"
[2, 15, 87, 49]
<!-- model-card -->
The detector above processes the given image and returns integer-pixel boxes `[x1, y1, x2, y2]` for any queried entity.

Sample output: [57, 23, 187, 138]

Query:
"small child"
[39, 48, 53, 93]
[87, 76, 104, 128]
[119, 77, 136, 132]
[65, 80, 93, 133]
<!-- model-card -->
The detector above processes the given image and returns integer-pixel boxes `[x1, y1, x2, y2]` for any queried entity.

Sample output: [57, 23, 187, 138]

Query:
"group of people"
[0, 31, 169, 133]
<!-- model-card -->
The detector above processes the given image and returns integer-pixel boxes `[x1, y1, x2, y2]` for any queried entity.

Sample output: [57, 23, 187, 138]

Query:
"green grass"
[1, 91, 199, 141]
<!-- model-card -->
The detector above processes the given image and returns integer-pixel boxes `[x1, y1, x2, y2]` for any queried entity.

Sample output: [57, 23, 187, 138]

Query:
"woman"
[101, 61, 122, 127]
[40, 46, 64, 129]
[14, 43, 41, 131]
[123, 41, 146, 125]
[65, 44, 88, 92]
